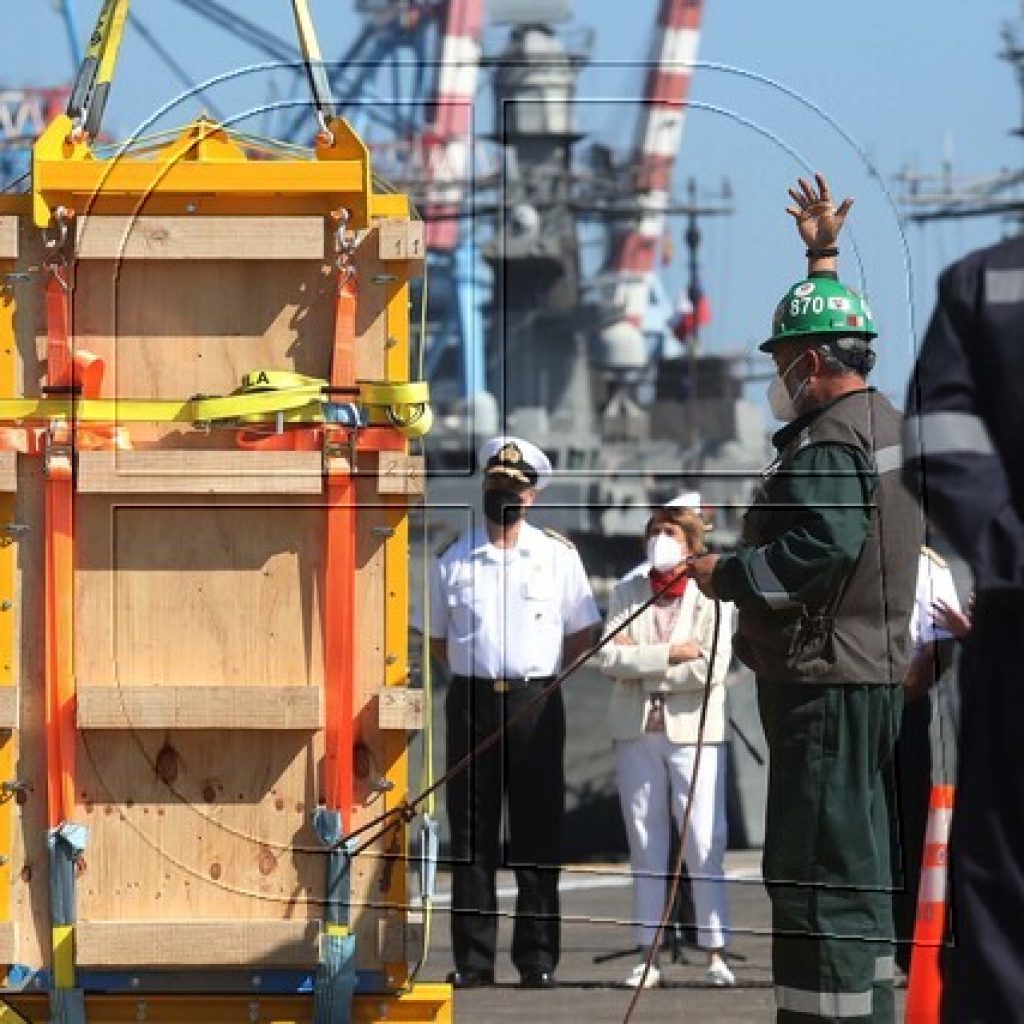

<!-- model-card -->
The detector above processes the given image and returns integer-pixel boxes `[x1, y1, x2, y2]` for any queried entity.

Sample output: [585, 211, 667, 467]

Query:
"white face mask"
[766, 353, 808, 422]
[646, 534, 684, 571]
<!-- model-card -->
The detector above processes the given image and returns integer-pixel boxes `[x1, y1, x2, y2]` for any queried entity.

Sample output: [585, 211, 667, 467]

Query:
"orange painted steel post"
[905, 784, 955, 1023]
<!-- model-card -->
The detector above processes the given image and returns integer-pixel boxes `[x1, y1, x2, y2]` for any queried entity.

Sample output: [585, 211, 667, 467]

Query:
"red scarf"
[649, 566, 689, 601]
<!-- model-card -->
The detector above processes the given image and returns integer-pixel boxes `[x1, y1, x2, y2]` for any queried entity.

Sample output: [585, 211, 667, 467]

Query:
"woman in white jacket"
[596, 506, 734, 989]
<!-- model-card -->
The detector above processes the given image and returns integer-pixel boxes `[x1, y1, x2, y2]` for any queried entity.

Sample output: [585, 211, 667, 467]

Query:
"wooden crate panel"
[76, 727, 325, 922]
[3, 214, 417, 973]
[77, 450, 324, 495]
[0, 452, 15, 493]
[76, 685, 323, 730]
[0, 217, 16, 259]
[76, 920, 321, 968]
[70, 260, 336, 401]
[74, 498, 326, 688]
[0, 921, 15, 965]
[75, 216, 326, 261]
[0, 688, 17, 731]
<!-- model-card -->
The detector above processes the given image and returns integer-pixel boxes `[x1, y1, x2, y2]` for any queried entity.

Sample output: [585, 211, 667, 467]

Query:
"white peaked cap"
[478, 436, 552, 491]
[666, 491, 702, 511]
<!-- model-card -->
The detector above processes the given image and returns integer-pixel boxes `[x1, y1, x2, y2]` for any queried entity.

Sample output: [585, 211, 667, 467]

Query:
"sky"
[3, 0, 1023, 406]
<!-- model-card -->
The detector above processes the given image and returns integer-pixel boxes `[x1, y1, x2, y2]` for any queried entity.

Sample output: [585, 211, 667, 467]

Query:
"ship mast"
[898, 3, 1024, 229]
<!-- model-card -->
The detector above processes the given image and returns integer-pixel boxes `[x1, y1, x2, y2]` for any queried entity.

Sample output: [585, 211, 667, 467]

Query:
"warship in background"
[412, 3, 773, 854]
[420, 3, 772, 583]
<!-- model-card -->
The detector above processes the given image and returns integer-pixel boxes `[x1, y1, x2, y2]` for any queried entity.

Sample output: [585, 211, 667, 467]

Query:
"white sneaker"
[625, 962, 661, 989]
[705, 959, 736, 987]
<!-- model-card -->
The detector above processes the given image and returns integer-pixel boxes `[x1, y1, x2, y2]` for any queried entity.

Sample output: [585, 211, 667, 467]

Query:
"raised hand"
[785, 172, 854, 252]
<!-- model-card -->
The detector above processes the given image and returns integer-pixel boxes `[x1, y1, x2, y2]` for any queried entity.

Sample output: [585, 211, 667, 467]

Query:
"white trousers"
[614, 735, 730, 950]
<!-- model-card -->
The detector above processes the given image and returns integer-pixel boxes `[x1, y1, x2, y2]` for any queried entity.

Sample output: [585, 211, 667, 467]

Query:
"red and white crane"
[609, 0, 704, 328]
[423, 0, 485, 251]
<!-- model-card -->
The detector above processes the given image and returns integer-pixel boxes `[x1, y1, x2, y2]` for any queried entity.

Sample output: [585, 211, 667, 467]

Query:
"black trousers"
[445, 677, 565, 975]
[943, 600, 1024, 1023]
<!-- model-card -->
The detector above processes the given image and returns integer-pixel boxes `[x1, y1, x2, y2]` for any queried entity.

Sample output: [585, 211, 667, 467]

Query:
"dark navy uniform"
[903, 237, 1024, 1023]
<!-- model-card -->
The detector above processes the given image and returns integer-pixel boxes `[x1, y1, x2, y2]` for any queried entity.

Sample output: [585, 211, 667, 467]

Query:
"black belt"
[452, 674, 556, 693]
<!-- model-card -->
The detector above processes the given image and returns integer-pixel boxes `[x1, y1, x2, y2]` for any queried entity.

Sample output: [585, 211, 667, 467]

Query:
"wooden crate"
[0, 198, 423, 986]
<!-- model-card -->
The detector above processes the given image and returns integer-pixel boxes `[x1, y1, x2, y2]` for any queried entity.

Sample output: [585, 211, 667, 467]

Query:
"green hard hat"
[760, 277, 877, 352]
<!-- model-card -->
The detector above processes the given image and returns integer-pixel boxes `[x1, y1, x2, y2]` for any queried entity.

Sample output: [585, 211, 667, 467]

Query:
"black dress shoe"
[519, 969, 556, 989]
[446, 969, 494, 989]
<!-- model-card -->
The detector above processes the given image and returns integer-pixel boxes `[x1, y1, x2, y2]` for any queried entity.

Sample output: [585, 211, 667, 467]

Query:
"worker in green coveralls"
[688, 175, 922, 1023]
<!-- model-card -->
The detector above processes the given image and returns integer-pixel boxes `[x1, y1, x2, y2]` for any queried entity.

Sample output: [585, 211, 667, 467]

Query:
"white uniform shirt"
[428, 522, 601, 679]
[910, 549, 961, 654]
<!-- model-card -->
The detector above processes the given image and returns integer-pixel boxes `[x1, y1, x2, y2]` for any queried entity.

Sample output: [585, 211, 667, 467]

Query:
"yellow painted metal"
[0, 1000, 30, 1024]
[370, 194, 413, 220]
[52, 926, 75, 988]
[0, 242, 16, 952]
[93, 0, 130, 95]
[378, 228, 415, 987]
[32, 116, 372, 228]
[1, 986, 454, 1023]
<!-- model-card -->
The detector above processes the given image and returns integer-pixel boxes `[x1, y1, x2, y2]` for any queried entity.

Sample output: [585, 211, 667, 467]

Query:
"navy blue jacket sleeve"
[903, 260, 1024, 592]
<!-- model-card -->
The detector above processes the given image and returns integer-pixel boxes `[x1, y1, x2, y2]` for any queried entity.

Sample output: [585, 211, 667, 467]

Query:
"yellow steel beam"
[378, 196, 417, 985]
[0, 234, 16, 961]
[0, 1000, 30, 1024]
[32, 115, 373, 228]
[1, 985, 453, 1023]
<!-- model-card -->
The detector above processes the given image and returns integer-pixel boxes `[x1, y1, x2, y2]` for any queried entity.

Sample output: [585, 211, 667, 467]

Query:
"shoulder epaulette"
[542, 527, 575, 549]
[921, 545, 948, 569]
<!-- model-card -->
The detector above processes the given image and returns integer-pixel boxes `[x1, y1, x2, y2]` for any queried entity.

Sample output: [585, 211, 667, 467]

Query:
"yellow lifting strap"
[359, 381, 433, 439]
[0, 372, 432, 437]
[65, 0, 131, 140]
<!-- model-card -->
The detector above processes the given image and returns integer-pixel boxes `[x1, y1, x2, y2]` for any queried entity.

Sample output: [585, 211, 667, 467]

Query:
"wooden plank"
[0, 219, 16, 260]
[0, 921, 16, 964]
[75, 216, 326, 261]
[377, 219, 425, 265]
[0, 452, 15, 493]
[77, 450, 324, 495]
[75, 920, 321, 968]
[76, 686, 323, 730]
[0, 689, 18, 732]
[377, 688, 423, 732]
[376, 912, 406, 963]
[377, 454, 424, 496]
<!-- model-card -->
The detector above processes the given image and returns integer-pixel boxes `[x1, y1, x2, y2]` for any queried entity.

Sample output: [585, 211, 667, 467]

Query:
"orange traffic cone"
[905, 784, 955, 1023]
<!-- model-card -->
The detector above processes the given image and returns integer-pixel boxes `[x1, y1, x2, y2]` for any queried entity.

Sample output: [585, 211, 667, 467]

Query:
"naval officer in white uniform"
[428, 436, 600, 990]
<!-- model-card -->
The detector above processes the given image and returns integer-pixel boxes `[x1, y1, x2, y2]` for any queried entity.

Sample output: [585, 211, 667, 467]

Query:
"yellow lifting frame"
[0, 986, 453, 1023]
[32, 114, 373, 228]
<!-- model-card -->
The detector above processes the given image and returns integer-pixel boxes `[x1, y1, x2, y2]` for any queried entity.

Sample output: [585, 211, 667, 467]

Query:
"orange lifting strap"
[323, 273, 358, 813]
[43, 273, 77, 829]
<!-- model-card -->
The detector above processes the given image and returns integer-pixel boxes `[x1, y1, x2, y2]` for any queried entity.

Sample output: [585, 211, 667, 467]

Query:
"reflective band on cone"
[905, 784, 955, 1023]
